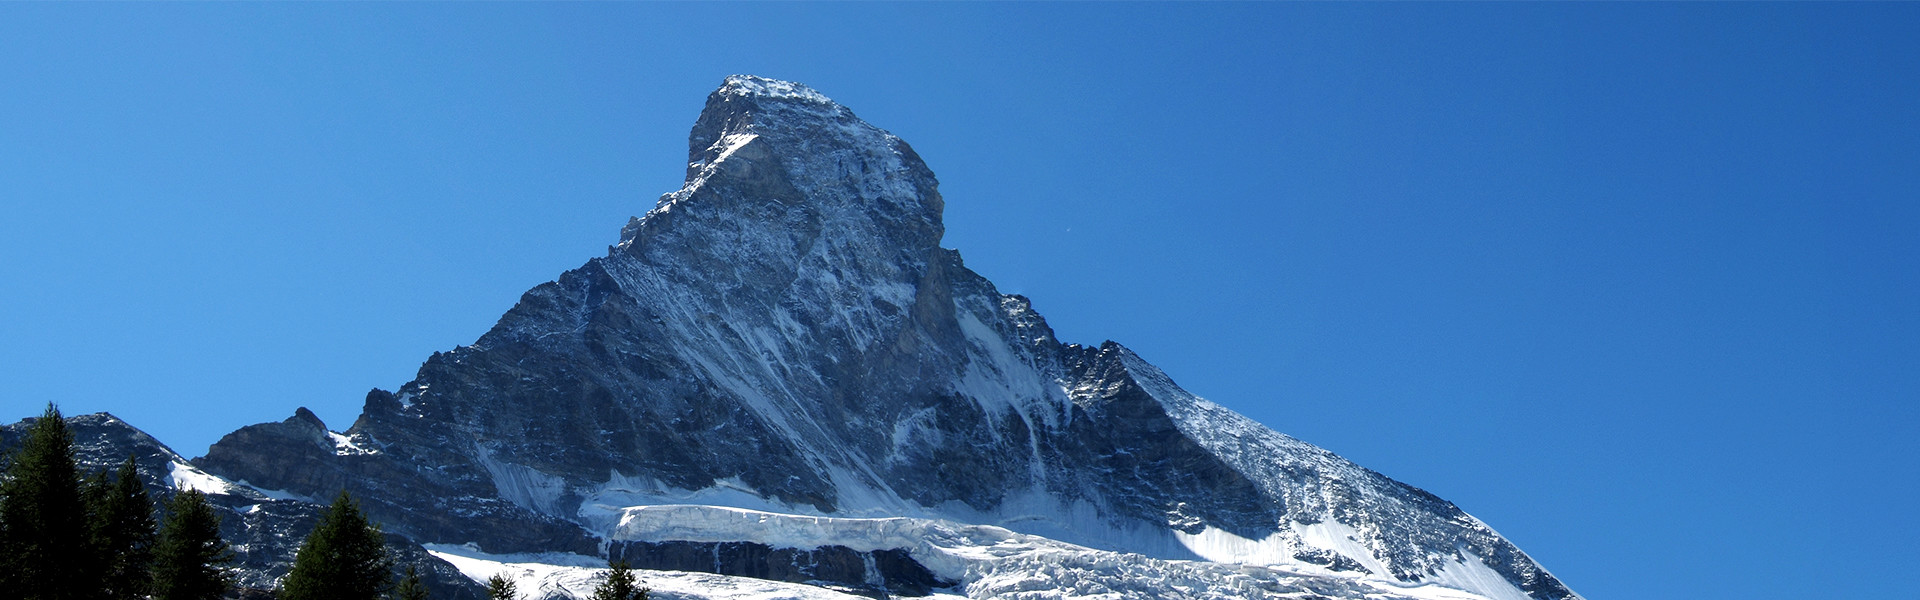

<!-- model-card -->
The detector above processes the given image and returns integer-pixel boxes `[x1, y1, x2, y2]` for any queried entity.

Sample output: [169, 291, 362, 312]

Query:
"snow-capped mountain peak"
[182, 75, 1578, 600]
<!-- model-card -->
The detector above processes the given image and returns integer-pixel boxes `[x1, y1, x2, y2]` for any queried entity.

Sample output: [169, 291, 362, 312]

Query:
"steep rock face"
[199, 395, 598, 556]
[197, 75, 1577, 600]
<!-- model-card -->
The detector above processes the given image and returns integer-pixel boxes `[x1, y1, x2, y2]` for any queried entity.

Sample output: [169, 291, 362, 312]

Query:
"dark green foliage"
[485, 573, 517, 600]
[92, 454, 159, 600]
[0, 403, 97, 600]
[82, 468, 112, 506]
[395, 564, 431, 600]
[150, 488, 234, 600]
[280, 491, 394, 600]
[589, 560, 648, 600]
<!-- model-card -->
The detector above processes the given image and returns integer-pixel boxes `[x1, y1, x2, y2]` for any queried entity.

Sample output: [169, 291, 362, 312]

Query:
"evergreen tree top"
[152, 487, 234, 600]
[485, 573, 517, 600]
[589, 560, 648, 600]
[0, 403, 94, 600]
[396, 564, 431, 600]
[95, 452, 160, 600]
[279, 490, 394, 600]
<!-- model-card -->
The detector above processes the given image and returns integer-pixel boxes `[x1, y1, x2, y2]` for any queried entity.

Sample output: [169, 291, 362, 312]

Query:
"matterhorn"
[14, 76, 1579, 600]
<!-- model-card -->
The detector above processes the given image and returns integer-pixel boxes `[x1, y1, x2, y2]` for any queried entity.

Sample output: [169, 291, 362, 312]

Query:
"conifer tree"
[589, 560, 648, 600]
[150, 488, 234, 600]
[395, 564, 431, 600]
[280, 491, 394, 600]
[485, 573, 517, 600]
[82, 468, 112, 507]
[0, 403, 97, 600]
[92, 454, 158, 600]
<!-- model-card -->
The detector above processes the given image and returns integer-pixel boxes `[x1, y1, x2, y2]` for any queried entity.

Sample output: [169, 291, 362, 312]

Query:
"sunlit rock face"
[189, 75, 1578, 600]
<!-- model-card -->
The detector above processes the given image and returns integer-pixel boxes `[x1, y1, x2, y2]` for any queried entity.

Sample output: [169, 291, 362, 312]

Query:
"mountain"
[30, 75, 1579, 600]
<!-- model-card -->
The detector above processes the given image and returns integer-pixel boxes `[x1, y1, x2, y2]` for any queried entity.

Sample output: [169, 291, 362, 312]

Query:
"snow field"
[426, 543, 938, 600]
[598, 504, 1497, 600]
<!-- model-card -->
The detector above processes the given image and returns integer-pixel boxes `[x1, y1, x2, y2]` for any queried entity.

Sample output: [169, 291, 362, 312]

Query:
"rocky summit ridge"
[28, 76, 1580, 600]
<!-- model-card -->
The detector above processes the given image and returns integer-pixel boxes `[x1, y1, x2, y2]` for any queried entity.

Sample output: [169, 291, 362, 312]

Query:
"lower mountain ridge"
[15, 76, 1581, 600]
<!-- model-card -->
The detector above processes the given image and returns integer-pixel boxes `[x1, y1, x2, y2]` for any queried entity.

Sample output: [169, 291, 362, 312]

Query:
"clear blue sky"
[2, 4, 1914, 599]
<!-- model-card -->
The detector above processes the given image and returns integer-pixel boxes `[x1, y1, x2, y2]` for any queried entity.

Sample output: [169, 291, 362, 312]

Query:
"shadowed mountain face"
[192, 75, 1577, 600]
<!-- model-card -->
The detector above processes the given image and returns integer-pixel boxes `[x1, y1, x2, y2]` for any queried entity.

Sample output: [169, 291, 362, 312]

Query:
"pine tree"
[484, 573, 517, 600]
[394, 564, 431, 600]
[280, 491, 394, 600]
[589, 560, 648, 600]
[150, 488, 234, 600]
[92, 454, 158, 600]
[0, 403, 98, 600]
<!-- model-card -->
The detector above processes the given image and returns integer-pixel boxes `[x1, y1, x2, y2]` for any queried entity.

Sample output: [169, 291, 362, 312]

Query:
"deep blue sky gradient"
[3, 4, 1916, 599]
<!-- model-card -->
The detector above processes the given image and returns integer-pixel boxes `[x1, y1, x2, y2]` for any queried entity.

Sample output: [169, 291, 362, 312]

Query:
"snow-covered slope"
[194, 75, 1580, 600]
[426, 543, 957, 600]
[428, 504, 1514, 600]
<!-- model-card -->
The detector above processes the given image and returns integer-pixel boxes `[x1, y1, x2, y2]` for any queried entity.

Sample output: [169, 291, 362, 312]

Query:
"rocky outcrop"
[197, 393, 599, 556]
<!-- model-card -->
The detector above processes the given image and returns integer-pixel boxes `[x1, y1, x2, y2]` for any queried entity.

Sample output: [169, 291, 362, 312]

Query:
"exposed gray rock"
[198, 394, 599, 556]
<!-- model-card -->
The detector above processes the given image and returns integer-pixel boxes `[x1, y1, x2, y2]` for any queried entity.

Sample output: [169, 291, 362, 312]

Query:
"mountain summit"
[189, 75, 1579, 600]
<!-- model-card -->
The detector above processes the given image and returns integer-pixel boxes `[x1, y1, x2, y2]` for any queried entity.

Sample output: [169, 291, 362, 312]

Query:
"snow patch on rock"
[167, 461, 243, 496]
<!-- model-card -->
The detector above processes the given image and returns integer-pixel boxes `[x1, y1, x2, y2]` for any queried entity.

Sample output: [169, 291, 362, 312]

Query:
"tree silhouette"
[589, 559, 648, 600]
[91, 454, 159, 600]
[150, 488, 234, 600]
[280, 491, 394, 600]
[0, 404, 96, 600]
